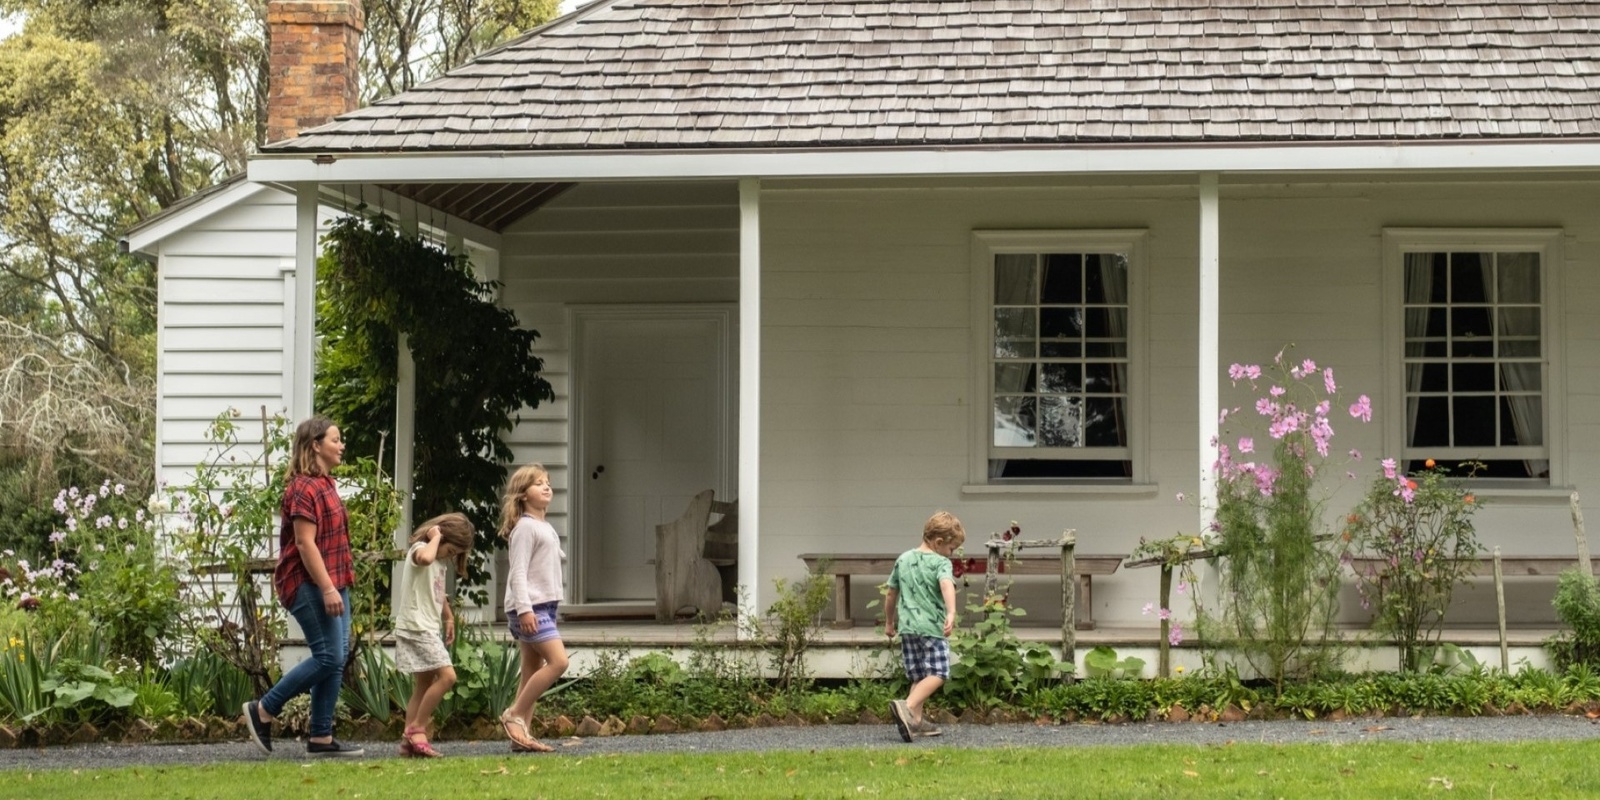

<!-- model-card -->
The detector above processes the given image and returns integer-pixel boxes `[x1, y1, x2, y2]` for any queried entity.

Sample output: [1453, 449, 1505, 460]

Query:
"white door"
[575, 308, 731, 602]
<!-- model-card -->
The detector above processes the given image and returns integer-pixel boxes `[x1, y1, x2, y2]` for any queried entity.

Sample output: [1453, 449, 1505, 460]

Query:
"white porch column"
[394, 206, 423, 541]
[1197, 173, 1220, 534]
[738, 178, 761, 632]
[291, 184, 319, 423]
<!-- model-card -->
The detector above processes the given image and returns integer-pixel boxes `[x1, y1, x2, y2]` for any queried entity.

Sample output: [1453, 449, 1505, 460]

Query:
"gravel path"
[1, 715, 1595, 772]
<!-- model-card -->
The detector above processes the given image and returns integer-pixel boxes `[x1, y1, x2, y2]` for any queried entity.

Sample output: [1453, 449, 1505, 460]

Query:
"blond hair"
[285, 417, 337, 479]
[498, 463, 550, 538]
[409, 512, 475, 577]
[923, 510, 966, 547]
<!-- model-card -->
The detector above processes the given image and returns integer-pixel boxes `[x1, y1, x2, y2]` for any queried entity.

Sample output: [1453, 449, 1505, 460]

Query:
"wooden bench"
[1348, 555, 1600, 580]
[798, 552, 1124, 630]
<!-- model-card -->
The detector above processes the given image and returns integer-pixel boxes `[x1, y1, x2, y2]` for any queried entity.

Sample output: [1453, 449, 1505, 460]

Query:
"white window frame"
[1381, 228, 1565, 486]
[967, 229, 1150, 489]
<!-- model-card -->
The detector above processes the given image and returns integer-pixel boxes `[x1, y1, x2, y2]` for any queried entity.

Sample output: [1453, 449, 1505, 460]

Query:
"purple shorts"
[507, 601, 561, 644]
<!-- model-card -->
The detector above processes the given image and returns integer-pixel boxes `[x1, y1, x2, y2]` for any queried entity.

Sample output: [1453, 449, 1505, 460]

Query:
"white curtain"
[1403, 253, 1433, 443]
[1485, 253, 1546, 478]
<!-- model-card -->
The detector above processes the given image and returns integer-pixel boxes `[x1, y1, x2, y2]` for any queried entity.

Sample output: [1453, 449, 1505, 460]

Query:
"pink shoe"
[402, 727, 442, 758]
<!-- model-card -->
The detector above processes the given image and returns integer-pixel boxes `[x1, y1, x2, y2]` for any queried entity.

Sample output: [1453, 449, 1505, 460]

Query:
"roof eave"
[248, 138, 1600, 186]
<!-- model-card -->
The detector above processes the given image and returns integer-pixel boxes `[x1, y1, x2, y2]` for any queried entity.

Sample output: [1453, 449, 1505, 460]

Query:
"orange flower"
[1424, 458, 1436, 468]
[1406, 480, 1418, 490]
[1464, 494, 1475, 504]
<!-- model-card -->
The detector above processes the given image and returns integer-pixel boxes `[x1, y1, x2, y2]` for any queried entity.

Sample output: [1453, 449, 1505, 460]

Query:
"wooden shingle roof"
[264, 0, 1600, 153]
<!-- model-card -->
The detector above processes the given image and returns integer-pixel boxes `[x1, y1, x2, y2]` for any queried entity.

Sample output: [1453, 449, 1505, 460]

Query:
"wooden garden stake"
[1158, 564, 1172, 677]
[1572, 492, 1591, 575]
[1493, 546, 1508, 672]
[1061, 530, 1076, 676]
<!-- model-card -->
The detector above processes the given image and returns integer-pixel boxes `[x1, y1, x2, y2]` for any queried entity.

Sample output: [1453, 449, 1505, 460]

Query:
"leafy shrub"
[1549, 568, 1600, 670]
[948, 595, 1068, 709]
[1346, 461, 1482, 672]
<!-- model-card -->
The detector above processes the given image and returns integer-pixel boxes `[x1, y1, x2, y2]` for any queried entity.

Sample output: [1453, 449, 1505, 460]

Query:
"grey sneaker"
[306, 739, 365, 757]
[242, 701, 272, 754]
[912, 719, 943, 737]
[889, 700, 913, 743]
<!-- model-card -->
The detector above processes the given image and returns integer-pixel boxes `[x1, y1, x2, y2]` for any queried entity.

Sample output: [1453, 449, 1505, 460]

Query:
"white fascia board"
[248, 140, 1600, 184]
[121, 181, 274, 255]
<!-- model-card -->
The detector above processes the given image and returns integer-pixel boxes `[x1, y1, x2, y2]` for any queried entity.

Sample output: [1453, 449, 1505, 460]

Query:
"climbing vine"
[317, 212, 554, 595]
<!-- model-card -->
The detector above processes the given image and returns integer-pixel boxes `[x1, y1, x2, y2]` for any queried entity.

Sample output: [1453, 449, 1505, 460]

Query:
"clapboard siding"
[759, 176, 1600, 627]
[497, 181, 740, 548]
[153, 189, 323, 486]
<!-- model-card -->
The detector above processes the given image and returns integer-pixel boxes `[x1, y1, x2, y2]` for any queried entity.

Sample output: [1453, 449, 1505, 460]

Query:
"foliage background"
[0, 0, 559, 564]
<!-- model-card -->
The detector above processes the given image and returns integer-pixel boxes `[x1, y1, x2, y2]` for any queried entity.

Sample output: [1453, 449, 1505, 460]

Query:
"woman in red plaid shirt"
[242, 416, 365, 757]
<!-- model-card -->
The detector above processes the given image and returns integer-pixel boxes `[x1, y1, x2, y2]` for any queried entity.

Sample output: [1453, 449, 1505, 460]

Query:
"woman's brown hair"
[409, 512, 475, 577]
[285, 417, 337, 479]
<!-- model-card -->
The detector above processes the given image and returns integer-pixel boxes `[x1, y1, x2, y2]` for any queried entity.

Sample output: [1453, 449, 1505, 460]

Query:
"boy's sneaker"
[242, 701, 272, 754]
[912, 719, 943, 738]
[307, 739, 365, 757]
[889, 700, 913, 743]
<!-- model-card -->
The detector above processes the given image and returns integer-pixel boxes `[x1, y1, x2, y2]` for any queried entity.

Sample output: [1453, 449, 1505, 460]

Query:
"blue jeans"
[261, 585, 350, 738]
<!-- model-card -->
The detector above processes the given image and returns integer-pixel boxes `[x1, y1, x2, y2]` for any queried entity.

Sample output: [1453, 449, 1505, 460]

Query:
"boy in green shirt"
[883, 510, 965, 742]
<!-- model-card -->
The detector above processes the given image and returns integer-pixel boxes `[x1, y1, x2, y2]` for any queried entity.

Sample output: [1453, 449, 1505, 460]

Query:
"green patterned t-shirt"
[886, 548, 955, 640]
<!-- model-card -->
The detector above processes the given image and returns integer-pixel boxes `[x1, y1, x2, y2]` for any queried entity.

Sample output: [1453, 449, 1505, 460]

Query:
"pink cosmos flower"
[1349, 448, 1362, 461]
[1238, 437, 1254, 454]
[1382, 458, 1398, 480]
[1169, 622, 1184, 646]
[1142, 602, 1154, 616]
[1158, 607, 1172, 620]
[1256, 398, 1278, 416]
[1228, 363, 1247, 381]
[1269, 385, 1286, 397]
[1323, 367, 1336, 395]
[1349, 394, 1372, 422]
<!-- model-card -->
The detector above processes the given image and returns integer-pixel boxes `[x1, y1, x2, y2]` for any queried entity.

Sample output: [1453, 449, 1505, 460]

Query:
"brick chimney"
[266, 0, 364, 143]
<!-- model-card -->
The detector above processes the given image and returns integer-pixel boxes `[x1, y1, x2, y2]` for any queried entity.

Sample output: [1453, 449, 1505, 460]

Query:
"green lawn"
[7, 741, 1600, 799]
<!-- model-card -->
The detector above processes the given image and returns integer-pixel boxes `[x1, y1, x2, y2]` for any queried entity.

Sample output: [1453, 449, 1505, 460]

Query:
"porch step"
[559, 601, 657, 621]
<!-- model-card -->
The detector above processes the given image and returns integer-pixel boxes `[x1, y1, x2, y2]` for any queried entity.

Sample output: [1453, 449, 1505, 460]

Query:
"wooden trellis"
[981, 530, 1078, 677]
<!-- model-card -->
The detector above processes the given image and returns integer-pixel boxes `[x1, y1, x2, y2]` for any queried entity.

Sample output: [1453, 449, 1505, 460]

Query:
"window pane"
[1085, 362, 1126, 393]
[1085, 341, 1128, 358]
[1085, 396, 1127, 446]
[1085, 254, 1128, 304]
[1497, 307, 1539, 337]
[1404, 307, 1435, 340]
[1449, 253, 1489, 303]
[1496, 253, 1539, 303]
[1405, 253, 1448, 303]
[1450, 306, 1492, 339]
[1411, 363, 1447, 392]
[1085, 308, 1127, 339]
[1040, 254, 1082, 304]
[1040, 363, 1081, 393]
[1451, 362, 1495, 392]
[994, 255, 1036, 304]
[994, 396, 1036, 447]
[1498, 362, 1541, 393]
[1499, 339, 1540, 357]
[1039, 308, 1083, 357]
[994, 308, 1036, 358]
[1452, 395, 1496, 446]
[994, 363, 1036, 393]
[1500, 394, 1542, 446]
[1038, 396, 1083, 447]
[1411, 396, 1449, 446]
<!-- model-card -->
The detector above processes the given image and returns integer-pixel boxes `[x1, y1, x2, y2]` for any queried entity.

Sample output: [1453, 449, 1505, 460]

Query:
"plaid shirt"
[274, 474, 353, 607]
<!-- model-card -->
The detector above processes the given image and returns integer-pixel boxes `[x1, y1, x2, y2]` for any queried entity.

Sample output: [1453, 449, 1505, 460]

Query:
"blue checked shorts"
[899, 634, 951, 682]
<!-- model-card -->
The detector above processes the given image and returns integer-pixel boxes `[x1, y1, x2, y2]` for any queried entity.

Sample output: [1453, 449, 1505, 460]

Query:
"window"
[1385, 229, 1563, 481]
[971, 231, 1146, 483]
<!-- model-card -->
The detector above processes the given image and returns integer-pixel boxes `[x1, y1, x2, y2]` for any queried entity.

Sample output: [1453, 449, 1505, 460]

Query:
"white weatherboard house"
[135, 0, 1600, 643]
